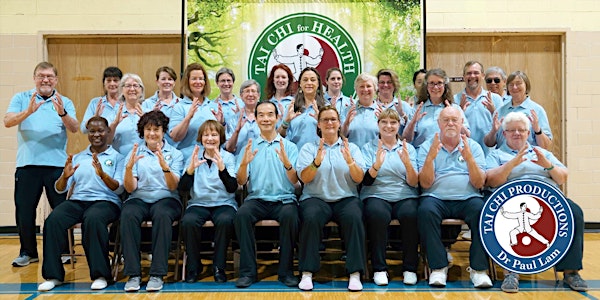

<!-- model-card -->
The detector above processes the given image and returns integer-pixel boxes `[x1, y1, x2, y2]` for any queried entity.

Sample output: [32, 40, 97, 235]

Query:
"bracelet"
[282, 120, 290, 127]
[162, 168, 171, 173]
[58, 110, 68, 117]
[544, 164, 554, 171]
[372, 165, 379, 172]
[285, 164, 293, 171]
[348, 160, 356, 167]
[534, 129, 543, 135]
[310, 160, 320, 169]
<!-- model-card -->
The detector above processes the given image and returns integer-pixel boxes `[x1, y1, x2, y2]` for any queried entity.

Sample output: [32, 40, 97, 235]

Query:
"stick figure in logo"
[273, 44, 324, 79]
[501, 202, 549, 247]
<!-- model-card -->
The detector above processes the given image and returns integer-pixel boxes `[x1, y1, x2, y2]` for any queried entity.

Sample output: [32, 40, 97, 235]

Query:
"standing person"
[121, 110, 184, 292]
[402, 68, 470, 149]
[142, 66, 180, 146]
[361, 109, 419, 286]
[225, 79, 261, 155]
[417, 106, 491, 288]
[296, 106, 367, 292]
[4, 61, 79, 267]
[170, 63, 223, 160]
[454, 61, 503, 155]
[279, 67, 326, 150]
[213, 67, 244, 139]
[38, 116, 124, 291]
[375, 69, 414, 135]
[80, 66, 123, 133]
[341, 73, 380, 148]
[234, 101, 300, 288]
[324, 67, 352, 123]
[179, 120, 237, 283]
[108, 73, 145, 155]
[485, 66, 511, 103]
[486, 112, 587, 293]
[405, 69, 427, 107]
[266, 63, 295, 122]
[484, 70, 552, 150]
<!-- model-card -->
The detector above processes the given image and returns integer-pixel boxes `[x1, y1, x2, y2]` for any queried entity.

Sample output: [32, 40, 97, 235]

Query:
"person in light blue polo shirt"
[402, 68, 470, 149]
[4, 61, 79, 267]
[224, 80, 261, 155]
[376, 69, 415, 135]
[296, 106, 367, 292]
[80, 67, 123, 133]
[417, 106, 491, 289]
[266, 64, 295, 128]
[484, 71, 552, 150]
[179, 120, 237, 283]
[485, 66, 511, 104]
[108, 73, 145, 155]
[120, 110, 184, 292]
[169, 63, 223, 160]
[453, 61, 503, 155]
[341, 73, 380, 149]
[213, 67, 244, 140]
[142, 66, 180, 146]
[485, 111, 587, 293]
[324, 67, 353, 124]
[234, 101, 300, 289]
[38, 116, 124, 292]
[360, 109, 419, 286]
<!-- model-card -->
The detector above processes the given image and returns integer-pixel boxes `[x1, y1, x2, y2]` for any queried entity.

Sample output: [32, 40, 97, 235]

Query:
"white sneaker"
[61, 256, 76, 264]
[446, 250, 454, 266]
[373, 271, 388, 286]
[429, 267, 447, 286]
[403, 271, 418, 285]
[38, 279, 63, 291]
[141, 253, 152, 262]
[462, 230, 472, 240]
[91, 277, 108, 290]
[298, 272, 313, 291]
[467, 267, 492, 288]
[348, 272, 362, 291]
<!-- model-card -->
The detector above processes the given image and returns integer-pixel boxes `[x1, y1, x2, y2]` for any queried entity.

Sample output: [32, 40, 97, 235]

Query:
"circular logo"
[480, 179, 574, 274]
[248, 13, 361, 96]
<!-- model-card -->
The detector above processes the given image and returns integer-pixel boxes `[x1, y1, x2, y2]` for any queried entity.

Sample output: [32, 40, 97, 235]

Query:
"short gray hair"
[119, 73, 145, 103]
[502, 111, 531, 130]
[239, 79, 260, 95]
[485, 66, 507, 80]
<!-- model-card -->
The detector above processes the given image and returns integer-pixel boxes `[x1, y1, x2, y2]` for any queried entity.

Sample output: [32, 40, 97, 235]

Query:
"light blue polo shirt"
[494, 96, 553, 148]
[215, 96, 244, 140]
[346, 101, 379, 149]
[269, 95, 294, 123]
[296, 137, 366, 202]
[286, 105, 320, 150]
[486, 142, 565, 189]
[185, 147, 237, 210]
[235, 134, 298, 204]
[80, 96, 122, 133]
[6, 88, 77, 167]
[325, 93, 352, 124]
[112, 111, 143, 156]
[142, 91, 180, 146]
[360, 139, 419, 201]
[409, 100, 470, 149]
[416, 136, 485, 200]
[453, 89, 504, 155]
[126, 141, 184, 203]
[169, 96, 217, 160]
[231, 118, 260, 156]
[56, 145, 125, 207]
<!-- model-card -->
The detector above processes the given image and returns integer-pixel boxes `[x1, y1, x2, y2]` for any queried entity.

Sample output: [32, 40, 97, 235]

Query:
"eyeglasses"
[123, 84, 141, 89]
[505, 129, 528, 134]
[319, 118, 339, 123]
[427, 82, 444, 88]
[378, 81, 393, 86]
[486, 78, 501, 84]
[35, 75, 57, 81]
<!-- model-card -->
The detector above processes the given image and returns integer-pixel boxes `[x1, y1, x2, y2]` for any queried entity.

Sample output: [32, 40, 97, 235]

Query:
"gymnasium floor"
[1, 233, 599, 299]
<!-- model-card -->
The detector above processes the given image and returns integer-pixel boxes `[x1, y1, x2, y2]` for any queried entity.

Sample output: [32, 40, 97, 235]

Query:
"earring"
[299, 89, 303, 94]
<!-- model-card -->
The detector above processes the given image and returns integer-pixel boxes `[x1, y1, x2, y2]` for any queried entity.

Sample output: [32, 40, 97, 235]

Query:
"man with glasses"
[485, 66, 511, 104]
[4, 61, 79, 267]
[453, 61, 504, 156]
[417, 106, 492, 289]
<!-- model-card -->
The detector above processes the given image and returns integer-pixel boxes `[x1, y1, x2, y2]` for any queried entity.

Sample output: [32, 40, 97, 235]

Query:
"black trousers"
[233, 199, 299, 278]
[120, 198, 181, 277]
[181, 205, 235, 273]
[364, 197, 419, 272]
[14, 166, 66, 258]
[298, 197, 366, 275]
[42, 200, 120, 281]
[555, 199, 584, 271]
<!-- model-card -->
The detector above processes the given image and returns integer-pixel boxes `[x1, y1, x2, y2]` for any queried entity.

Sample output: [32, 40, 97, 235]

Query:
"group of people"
[4, 60, 586, 294]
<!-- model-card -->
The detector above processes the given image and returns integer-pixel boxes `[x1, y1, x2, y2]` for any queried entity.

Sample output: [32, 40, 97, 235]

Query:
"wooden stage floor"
[1, 233, 599, 299]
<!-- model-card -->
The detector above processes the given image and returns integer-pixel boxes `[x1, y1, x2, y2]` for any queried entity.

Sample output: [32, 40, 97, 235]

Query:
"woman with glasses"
[402, 68, 470, 149]
[225, 80, 261, 155]
[81, 67, 123, 133]
[375, 69, 414, 135]
[169, 63, 224, 160]
[213, 67, 243, 139]
[296, 106, 366, 291]
[484, 70, 552, 150]
[361, 108, 419, 286]
[107, 73, 145, 155]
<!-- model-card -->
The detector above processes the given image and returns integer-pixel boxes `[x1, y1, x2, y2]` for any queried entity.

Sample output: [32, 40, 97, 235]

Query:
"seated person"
[486, 112, 587, 293]
[417, 106, 491, 288]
